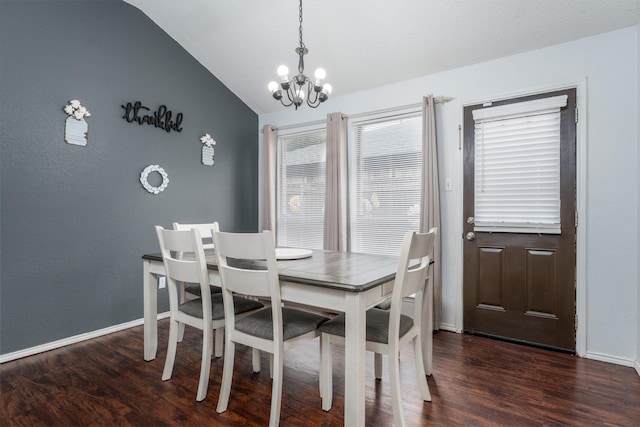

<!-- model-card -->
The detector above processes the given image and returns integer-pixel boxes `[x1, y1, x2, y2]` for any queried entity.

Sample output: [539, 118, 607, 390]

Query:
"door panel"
[476, 246, 506, 310]
[463, 89, 577, 351]
[525, 248, 558, 317]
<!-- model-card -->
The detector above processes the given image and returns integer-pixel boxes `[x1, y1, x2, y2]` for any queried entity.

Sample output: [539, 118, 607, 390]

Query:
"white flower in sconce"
[64, 100, 91, 120]
[200, 133, 216, 147]
[64, 99, 91, 147]
[200, 133, 216, 166]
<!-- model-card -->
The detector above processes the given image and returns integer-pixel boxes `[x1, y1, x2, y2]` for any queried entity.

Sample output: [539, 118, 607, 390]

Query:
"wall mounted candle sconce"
[64, 99, 91, 147]
[200, 133, 216, 166]
[64, 100, 91, 146]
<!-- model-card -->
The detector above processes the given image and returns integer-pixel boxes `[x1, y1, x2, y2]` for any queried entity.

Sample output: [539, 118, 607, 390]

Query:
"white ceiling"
[123, 0, 640, 115]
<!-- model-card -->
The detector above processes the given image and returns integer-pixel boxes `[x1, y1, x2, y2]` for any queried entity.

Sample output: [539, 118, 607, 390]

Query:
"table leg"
[143, 260, 158, 361]
[344, 293, 366, 427]
[421, 266, 434, 375]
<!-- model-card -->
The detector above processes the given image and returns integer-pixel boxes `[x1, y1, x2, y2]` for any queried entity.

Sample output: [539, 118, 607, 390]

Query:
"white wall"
[260, 27, 639, 366]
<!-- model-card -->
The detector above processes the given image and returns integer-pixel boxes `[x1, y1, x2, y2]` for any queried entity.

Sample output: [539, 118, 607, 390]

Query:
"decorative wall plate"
[140, 165, 169, 194]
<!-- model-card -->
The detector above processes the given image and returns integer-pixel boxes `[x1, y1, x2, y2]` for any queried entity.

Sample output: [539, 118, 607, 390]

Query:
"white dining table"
[142, 249, 433, 427]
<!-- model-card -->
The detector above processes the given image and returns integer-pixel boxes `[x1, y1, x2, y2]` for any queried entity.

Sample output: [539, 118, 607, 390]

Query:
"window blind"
[276, 129, 326, 249]
[350, 113, 422, 255]
[472, 95, 568, 233]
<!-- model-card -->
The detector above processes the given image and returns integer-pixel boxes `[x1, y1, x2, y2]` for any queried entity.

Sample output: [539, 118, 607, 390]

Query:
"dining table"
[142, 248, 434, 427]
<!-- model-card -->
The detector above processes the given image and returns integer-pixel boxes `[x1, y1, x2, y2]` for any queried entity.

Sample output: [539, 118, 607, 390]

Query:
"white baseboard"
[0, 312, 170, 364]
[635, 359, 640, 376]
[438, 323, 461, 333]
[585, 350, 636, 368]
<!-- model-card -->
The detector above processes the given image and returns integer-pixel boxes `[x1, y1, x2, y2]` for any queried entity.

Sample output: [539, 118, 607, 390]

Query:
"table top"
[143, 249, 400, 292]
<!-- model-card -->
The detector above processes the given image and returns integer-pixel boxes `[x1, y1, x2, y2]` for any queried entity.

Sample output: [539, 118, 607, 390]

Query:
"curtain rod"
[264, 96, 455, 132]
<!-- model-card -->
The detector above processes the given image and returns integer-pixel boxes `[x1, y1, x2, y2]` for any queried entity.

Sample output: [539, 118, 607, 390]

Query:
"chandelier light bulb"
[293, 88, 305, 107]
[277, 65, 289, 81]
[321, 84, 332, 95]
[314, 68, 326, 84]
[268, 81, 279, 93]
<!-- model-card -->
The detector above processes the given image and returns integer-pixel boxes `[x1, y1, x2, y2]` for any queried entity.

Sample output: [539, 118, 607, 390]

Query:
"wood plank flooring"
[2, 320, 639, 426]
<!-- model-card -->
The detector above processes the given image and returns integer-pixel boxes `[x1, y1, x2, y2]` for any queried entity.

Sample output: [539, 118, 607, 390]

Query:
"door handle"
[465, 232, 476, 241]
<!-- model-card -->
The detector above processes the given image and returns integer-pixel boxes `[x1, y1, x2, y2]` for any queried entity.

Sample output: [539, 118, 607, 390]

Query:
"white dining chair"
[172, 221, 224, 353]
[155, 226, 264, 401]
[212, 230, 329, 427]
[318, 228, 437, 426]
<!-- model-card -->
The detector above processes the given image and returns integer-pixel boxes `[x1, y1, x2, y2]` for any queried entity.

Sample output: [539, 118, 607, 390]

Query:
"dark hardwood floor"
[2, 320, 639, 426]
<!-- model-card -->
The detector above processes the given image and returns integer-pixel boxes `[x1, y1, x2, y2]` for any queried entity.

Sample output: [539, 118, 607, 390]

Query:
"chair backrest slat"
[173, 221, 220, 250]
[219, 266, 272, 298]
[214, 231, 271, 260]
[399, 261, 431, 299]
[165, 257, 201, 284]
[162, 227, 199, 253]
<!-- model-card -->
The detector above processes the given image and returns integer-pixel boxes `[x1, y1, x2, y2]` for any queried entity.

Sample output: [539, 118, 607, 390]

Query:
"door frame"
[456, 79, 588, 356]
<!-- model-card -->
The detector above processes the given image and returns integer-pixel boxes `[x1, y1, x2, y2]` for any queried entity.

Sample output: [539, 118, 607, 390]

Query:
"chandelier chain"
[298, 0, 305, 49]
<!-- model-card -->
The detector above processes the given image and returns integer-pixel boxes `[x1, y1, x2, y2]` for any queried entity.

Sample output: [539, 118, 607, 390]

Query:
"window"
[276, 128, 326, 249]
[349, 112, 423, 255]
[472, 95, 567, 233]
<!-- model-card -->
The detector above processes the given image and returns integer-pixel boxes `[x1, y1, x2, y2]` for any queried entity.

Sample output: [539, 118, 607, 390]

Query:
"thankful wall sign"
[121, 101, 184, 133]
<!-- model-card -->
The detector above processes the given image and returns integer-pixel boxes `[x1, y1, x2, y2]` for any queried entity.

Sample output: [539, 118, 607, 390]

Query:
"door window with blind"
[276, 128, 326, 249]
[349, 112, 422, 255]
[472, 95, 567, 234]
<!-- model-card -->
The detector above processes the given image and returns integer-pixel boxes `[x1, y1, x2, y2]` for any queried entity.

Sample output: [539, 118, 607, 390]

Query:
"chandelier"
[268, 0, 332, 109]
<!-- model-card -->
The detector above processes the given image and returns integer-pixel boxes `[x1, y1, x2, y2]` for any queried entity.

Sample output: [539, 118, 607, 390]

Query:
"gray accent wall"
[0, 0, 258, 355]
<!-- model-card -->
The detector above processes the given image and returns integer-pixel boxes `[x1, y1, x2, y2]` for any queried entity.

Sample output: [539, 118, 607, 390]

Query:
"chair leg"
[162, 318, 180, 381]
[320, 333, 333, 411]
[423, 274, 434, 376]
[269, 353, 274, 379]
[177, 323, 186, 342]
[196, 326, 213, 401]
[319, 335, 324, 399]
[389, 348, 406, 427]
[208, 331, 214, 356]
[214, 327, 224, 358]
[413, 336, 432, 402]
[374, 352, 383, 379]
[178, 284, 186, 342]
[269, 348, 284, 427]
[216, 340, 236, 413]
[252, 348, 261, 373]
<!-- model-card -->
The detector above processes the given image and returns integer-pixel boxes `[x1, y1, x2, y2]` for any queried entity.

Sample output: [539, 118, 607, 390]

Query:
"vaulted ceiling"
[123, 0, 640, 114]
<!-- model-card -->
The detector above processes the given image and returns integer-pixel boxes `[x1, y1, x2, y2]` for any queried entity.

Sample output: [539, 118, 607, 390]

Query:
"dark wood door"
[463, 89, 577, 351]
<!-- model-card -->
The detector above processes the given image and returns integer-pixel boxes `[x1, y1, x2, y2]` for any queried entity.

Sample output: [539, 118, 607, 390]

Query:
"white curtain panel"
[420, 96, 442, 330]
[261, 124, 277, 234]
[323, 112, 348, 251]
